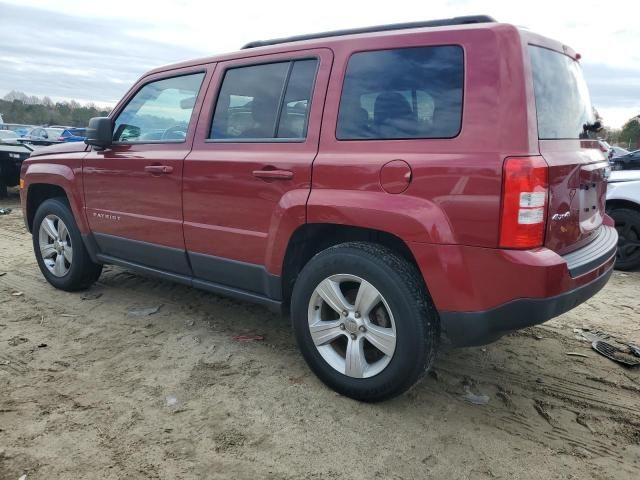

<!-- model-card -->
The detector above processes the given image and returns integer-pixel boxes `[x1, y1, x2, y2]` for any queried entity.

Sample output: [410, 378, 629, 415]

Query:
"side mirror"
[85, 117, 113, 149]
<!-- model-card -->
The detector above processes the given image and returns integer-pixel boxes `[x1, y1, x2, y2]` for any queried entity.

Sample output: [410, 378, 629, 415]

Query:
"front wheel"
[291, 242, 438, 402]
[33, 198, 103, 291]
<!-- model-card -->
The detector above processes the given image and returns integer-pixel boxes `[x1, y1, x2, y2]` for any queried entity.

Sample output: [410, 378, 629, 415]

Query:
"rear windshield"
[529, 45, 594, 139]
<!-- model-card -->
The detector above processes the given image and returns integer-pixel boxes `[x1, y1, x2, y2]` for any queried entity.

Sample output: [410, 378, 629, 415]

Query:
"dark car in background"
[58, 128, 87, 142]
[610, 146, 629, 157]
[611, 149, 640, 170]
[0, 141, 33, 198]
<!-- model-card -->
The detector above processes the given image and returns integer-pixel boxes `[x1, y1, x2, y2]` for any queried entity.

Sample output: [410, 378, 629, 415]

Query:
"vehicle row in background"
[0, 125, 87, 145]
[610, 149, 640, 171]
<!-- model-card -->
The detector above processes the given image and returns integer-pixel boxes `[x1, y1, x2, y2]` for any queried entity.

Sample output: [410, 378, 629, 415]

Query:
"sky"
[0, 0, 638, 128]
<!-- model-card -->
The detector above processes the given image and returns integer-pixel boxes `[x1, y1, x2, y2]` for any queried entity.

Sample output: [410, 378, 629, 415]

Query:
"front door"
[184, 49, 333, 297]
[83, 68, 209, 275]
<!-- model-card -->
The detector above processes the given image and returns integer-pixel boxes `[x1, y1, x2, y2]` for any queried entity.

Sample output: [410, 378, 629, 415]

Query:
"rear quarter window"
[337, 45, 464, 140]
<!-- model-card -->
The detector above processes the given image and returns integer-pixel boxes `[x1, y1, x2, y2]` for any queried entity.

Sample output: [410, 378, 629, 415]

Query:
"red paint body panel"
[183, 49, 333, 270]
[82, 65, 213, 249]
[538, 140, 608, 254]
[410, 241, 614, 312]
[21, 156, 89, 233]
[309, 25, 533, 248]
[19, 21, 614, 321]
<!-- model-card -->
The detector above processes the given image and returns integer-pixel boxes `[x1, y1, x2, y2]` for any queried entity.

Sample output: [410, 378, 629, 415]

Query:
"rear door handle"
[144, 165, 174, 174]
[252, 169, 294, 180]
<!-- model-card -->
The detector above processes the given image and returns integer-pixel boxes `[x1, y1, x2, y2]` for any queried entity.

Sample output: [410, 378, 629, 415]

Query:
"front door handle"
[144, 165, 174, 174]
[252, 169, 294, 180]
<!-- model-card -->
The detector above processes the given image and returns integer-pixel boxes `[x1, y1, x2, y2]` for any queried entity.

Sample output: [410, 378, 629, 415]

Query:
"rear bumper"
[409, 225, 617, 347]
[439, 265, 613, 346]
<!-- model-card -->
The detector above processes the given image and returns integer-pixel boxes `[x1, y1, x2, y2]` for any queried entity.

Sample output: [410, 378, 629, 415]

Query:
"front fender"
[22, 160, 88, 233]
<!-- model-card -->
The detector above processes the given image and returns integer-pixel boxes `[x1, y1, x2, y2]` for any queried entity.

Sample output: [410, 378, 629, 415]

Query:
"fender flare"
[24, 163, 88, 233]
[263, 188, 455, 275]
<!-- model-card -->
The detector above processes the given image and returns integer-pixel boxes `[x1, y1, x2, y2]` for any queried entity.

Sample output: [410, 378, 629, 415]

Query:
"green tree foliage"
[0, 91, 111, 127]
[618, 117, 640, 150]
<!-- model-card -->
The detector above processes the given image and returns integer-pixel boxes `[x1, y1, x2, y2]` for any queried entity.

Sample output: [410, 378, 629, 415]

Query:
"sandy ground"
[1, 187, 639, 480]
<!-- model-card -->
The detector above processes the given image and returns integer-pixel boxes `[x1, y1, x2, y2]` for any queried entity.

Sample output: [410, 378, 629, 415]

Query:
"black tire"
[608, 207, 640, 271]
[0, 168, 7, 199]
[32, 197, 103, 290]
[291, 242, 438, 402]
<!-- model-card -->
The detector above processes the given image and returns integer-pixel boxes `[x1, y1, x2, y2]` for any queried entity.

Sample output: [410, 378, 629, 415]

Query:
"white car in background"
[607, 170, 640, 270]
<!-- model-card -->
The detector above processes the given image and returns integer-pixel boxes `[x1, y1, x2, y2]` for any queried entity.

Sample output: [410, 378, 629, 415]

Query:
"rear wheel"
[33, 198, 102, 290]
[291, 242, 438, 402]
[608, 208, 640, 271]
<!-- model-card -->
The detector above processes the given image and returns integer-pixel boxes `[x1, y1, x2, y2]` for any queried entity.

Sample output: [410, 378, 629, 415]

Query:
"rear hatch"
[529, 45, 609, 255]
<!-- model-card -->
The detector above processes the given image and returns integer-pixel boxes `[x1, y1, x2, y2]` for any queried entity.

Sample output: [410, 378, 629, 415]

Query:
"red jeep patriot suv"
[20, 16, 617, 401]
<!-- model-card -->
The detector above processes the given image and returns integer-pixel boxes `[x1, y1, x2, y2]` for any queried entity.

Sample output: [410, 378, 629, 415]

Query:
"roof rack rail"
[241, 15, 496, 49]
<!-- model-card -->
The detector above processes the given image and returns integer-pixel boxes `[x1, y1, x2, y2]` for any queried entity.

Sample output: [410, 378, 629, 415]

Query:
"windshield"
[529, 45, 595, 139]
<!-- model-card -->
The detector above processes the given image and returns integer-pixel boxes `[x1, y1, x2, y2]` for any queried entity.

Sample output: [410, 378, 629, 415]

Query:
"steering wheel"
[162, 125, 187, 140]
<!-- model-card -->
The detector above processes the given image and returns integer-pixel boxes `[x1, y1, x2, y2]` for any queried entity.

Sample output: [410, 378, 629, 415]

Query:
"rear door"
[83, 67, 209, 274]
[183, 49, 332, 295]
[528, 45, 609, 254]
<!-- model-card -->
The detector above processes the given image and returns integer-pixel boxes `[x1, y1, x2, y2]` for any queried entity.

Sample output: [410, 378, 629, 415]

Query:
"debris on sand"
[128, 305, 162, 317]
[11, 291, 23, 296]
[0, 208, 12, 215]
[81, 292, 103, 300]
[566, 352, 590, 358]
[592, 340, 640, 367]
[233, 334, 264, 342]
[462, 385, 490, 405]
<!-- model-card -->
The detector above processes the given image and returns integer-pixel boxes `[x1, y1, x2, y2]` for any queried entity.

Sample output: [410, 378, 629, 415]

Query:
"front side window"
[113, 73, 205, 143]
[337, 46, 464, 140]
[210, 59, 318, 140]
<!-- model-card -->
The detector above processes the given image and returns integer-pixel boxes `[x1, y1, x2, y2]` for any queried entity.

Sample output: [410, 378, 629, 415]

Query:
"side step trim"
[95, 253, 282, 313]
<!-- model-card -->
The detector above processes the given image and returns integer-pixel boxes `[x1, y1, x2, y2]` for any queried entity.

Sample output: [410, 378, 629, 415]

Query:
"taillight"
[499, 156, 549, 249]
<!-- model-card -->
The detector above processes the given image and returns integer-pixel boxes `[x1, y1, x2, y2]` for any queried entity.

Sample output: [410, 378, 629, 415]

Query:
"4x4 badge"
[552, 211, 571, 221]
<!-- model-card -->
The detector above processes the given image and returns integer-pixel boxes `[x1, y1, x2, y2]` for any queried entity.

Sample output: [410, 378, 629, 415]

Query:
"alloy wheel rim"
[38, 214, 73, 277]
[307, 274, 397, 378]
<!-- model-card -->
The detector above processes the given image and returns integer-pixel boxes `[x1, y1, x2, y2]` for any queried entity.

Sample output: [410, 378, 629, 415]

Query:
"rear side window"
[113, 73, 205, 143]
[210, 59, 318, 141]
[337, 46, 463, 140]
[529, 45, 595, 139]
